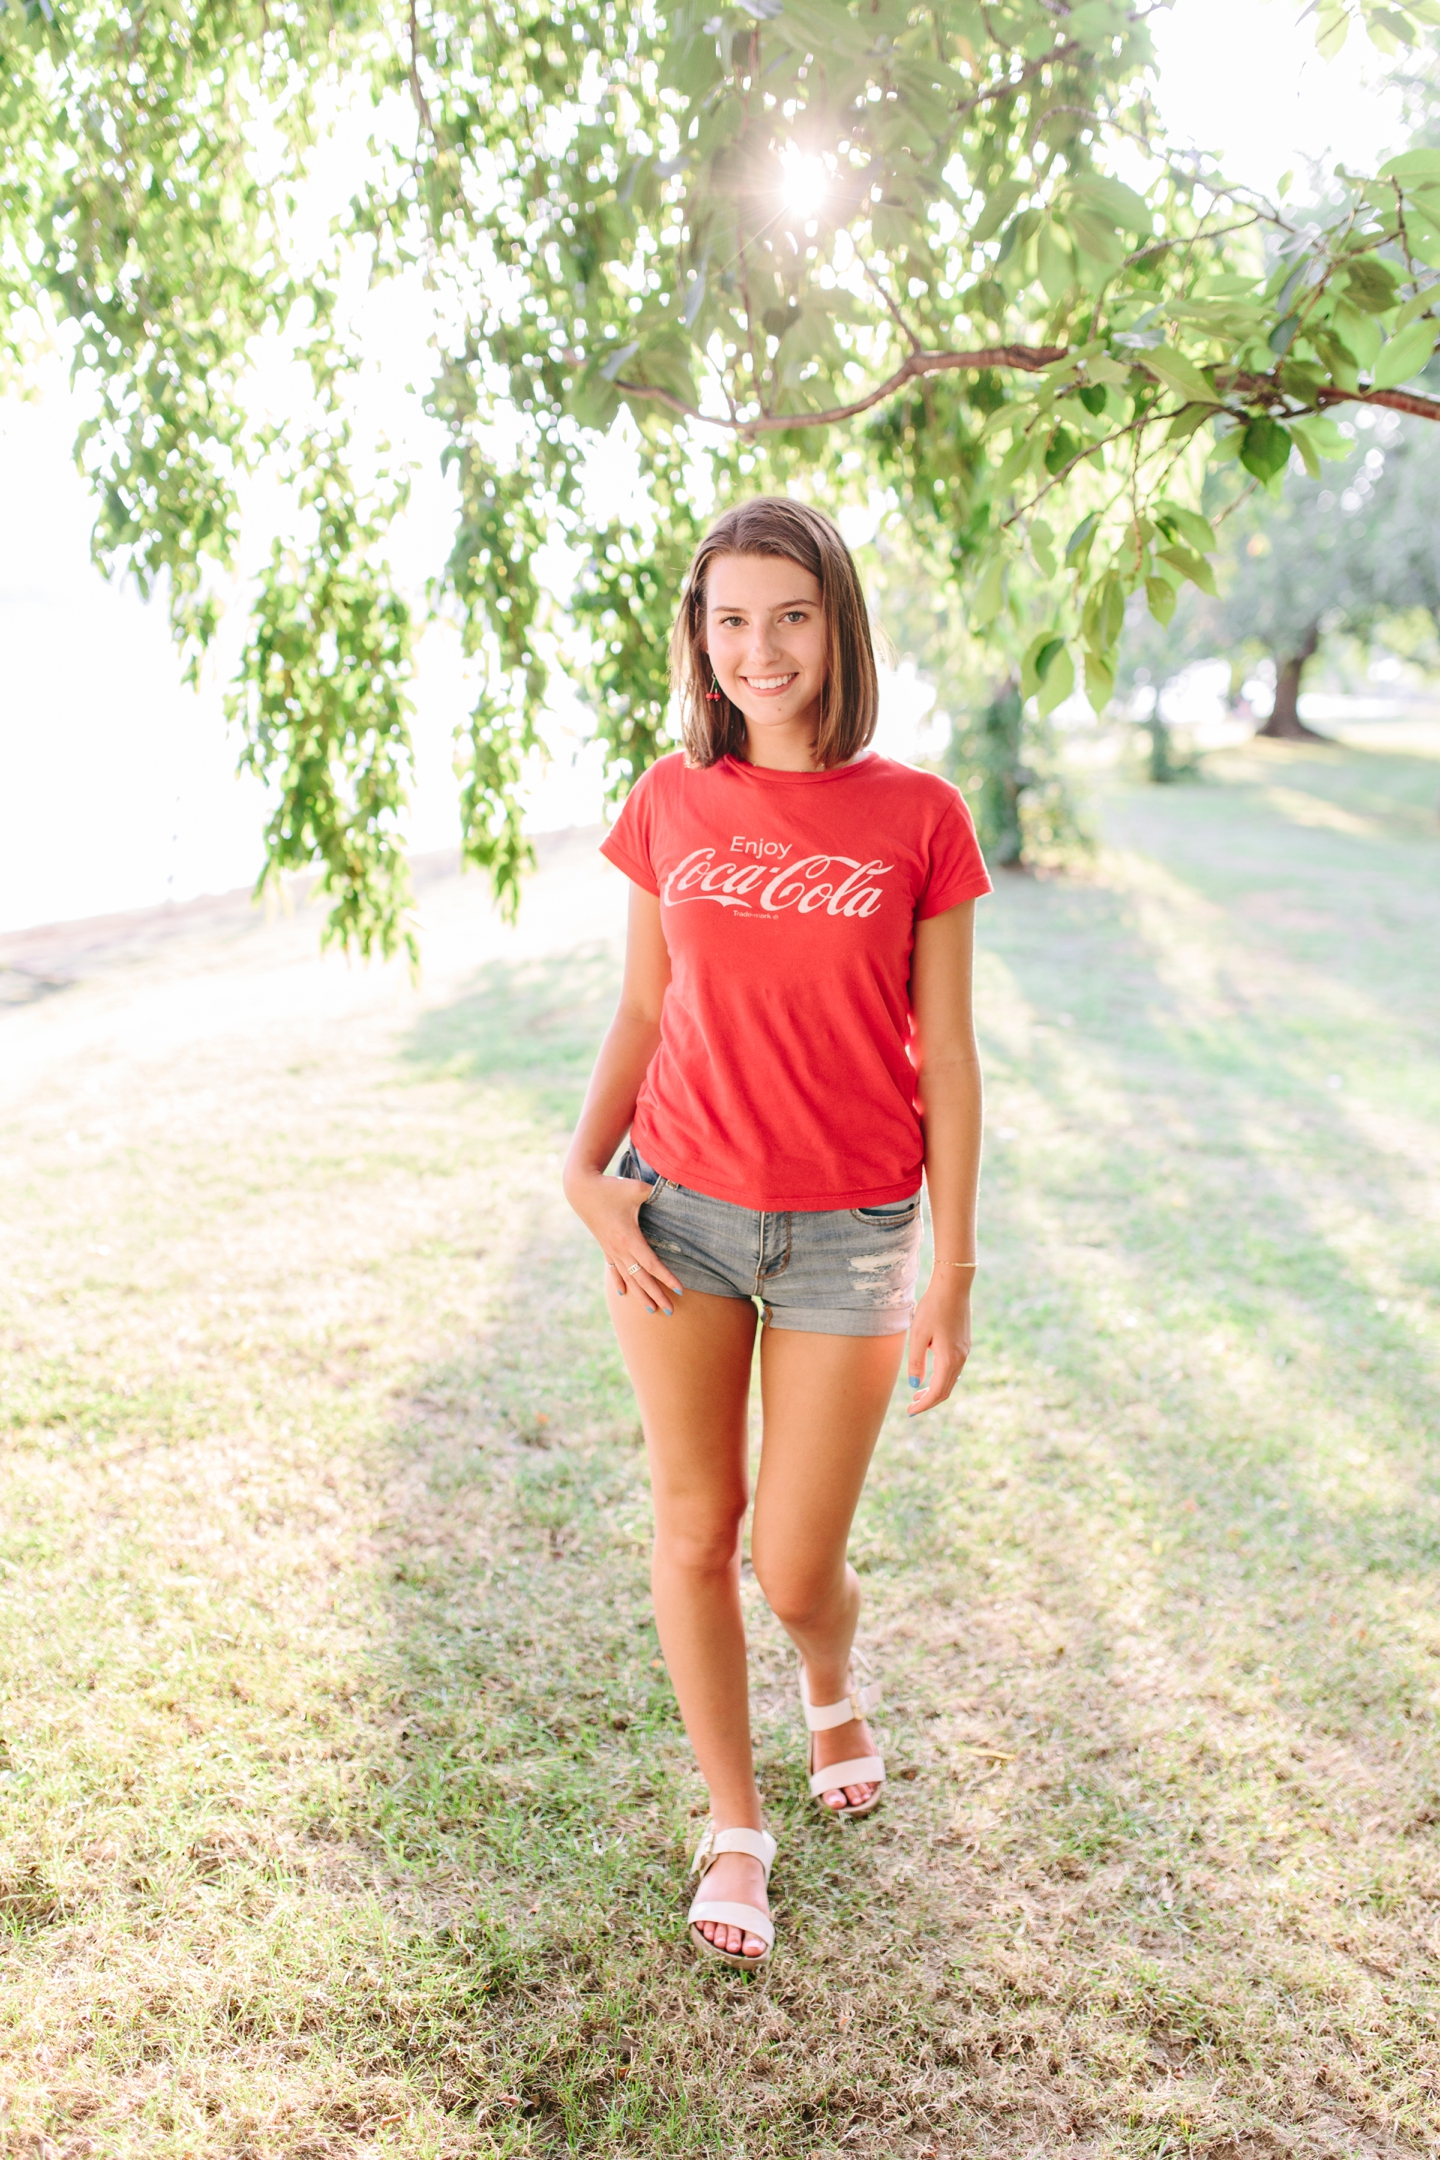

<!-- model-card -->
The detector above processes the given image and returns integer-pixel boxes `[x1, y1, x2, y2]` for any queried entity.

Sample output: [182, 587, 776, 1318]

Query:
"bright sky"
[0, 0, 1409, 936]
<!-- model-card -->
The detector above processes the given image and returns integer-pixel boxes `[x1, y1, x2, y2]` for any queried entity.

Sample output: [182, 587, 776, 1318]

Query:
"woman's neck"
[740, 701, 825, 770]
[740, 733, 820, 771]
[738, 729, 873, 774]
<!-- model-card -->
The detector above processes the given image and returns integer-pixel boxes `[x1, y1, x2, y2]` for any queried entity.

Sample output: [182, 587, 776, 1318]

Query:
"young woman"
[563, 498, 989, 1968]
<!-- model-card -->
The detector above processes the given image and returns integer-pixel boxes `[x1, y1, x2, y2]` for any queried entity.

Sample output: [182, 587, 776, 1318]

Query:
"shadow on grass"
[403, 943, 621, 1126]
[346, 763, 1440, 2153]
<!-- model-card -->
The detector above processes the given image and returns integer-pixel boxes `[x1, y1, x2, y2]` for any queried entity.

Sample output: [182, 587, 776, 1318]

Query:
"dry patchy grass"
[1, 736, 1439, 2157]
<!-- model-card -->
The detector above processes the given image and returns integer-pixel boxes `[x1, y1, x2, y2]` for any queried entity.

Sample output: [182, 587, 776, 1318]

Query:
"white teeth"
[746, 674, 795, 689]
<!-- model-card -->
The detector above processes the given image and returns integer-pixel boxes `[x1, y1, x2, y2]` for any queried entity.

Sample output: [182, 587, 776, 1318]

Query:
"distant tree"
[1115, 424, 1410, 752]
[1210, 433, 1399, 736]
[1362, 418, 1440, 637]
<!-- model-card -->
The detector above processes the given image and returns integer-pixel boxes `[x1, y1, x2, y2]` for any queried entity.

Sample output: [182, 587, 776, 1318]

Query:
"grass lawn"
[1, 728, 1438, 2158]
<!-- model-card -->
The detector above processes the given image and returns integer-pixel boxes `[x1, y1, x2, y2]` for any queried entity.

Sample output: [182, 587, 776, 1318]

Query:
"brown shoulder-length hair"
[670, 497, 879, 767]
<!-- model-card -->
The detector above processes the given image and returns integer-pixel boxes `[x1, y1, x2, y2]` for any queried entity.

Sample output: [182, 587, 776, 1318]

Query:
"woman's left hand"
[905, 1279, 971, 1415]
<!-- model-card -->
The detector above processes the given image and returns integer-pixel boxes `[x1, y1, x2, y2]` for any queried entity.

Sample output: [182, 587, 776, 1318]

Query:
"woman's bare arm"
[906, 900, 983, 1414]
[562, 885, 684, 1313]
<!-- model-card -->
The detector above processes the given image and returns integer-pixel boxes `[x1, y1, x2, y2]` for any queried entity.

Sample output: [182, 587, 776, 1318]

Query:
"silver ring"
[626, 1262, 642, 1277]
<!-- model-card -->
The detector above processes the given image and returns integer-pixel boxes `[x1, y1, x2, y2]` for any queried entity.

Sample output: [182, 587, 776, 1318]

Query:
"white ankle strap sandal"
[800, 1658, 886, 1820]
[686, 1823, 778, 1969]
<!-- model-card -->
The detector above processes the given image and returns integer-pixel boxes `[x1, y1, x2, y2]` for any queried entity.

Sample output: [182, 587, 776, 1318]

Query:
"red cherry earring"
[705, 668, 723, 701]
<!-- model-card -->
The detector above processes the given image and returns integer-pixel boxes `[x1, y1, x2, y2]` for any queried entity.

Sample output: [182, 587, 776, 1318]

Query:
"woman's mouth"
[741, 672, 798, 695]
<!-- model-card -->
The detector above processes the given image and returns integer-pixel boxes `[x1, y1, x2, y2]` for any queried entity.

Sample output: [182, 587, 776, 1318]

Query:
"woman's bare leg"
[750, 1327, 906, 1810]
[607, 1277, 765, 1955]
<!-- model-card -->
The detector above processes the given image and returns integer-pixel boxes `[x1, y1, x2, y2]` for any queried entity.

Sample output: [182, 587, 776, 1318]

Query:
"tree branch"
[613, 344, 1068, 432]
[954, 36, 1083, 120]
[611, 348, 1440, 434]
[1228, 371, 1440, 424]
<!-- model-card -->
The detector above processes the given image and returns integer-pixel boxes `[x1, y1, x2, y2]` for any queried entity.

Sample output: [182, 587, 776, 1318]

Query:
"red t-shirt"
[599, 751, 991, 1210]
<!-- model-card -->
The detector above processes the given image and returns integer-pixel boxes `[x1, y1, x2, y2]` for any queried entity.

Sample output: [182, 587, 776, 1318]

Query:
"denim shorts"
[617, 1145, 922, 1337]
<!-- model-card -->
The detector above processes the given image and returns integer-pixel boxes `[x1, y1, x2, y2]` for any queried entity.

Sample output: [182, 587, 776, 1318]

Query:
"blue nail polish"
[908, 1377, 923, 1390]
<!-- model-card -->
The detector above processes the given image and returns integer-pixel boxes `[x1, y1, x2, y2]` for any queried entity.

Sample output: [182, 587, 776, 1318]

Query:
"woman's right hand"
[562, 1165, 685, 1316]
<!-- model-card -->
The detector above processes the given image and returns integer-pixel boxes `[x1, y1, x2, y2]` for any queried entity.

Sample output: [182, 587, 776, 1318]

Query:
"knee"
[752, 1559, 834, 1632]
[655, 1502, 746, 1581]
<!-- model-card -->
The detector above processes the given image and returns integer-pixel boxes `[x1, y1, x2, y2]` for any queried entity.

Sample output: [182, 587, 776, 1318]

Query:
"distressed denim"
[618, 1144, 921, 1337]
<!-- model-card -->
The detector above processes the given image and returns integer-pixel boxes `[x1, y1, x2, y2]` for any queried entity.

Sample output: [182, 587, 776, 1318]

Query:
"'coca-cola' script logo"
[661, 847, 893, 918]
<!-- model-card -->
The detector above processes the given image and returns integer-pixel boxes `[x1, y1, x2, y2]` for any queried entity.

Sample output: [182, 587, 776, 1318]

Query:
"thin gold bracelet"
[937, 1259, 979, 1269]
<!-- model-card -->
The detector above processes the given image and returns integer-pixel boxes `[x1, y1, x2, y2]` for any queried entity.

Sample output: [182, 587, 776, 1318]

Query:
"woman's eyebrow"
[709, 596, 815, 611]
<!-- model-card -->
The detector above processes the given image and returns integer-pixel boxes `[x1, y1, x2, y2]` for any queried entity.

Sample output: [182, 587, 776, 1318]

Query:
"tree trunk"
[1256, 624, 1328, 740]
[977, 677, 1028, 866]
[1147, 696, 1177, 783]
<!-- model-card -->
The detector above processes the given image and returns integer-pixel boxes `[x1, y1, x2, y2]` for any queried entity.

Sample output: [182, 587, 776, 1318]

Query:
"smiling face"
[702, 552, 828, 766]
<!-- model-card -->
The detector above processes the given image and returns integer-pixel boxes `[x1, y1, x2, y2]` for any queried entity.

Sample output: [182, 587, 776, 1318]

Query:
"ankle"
[704, 1791, 763, 1833]
[802, 1649, 862, 1707]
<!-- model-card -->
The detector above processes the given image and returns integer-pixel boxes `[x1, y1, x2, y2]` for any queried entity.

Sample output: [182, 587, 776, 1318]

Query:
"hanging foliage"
[4, 0, 1440, 945]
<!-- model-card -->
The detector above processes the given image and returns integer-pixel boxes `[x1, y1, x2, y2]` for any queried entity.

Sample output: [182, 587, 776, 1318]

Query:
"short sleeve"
[916, 786, 993, 920]
[599, 764, 662, 895]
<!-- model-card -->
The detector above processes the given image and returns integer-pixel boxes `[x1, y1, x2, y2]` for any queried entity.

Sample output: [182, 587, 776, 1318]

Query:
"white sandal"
[686, 1823, 777, 1969]
[800, 1656, 886, 1821]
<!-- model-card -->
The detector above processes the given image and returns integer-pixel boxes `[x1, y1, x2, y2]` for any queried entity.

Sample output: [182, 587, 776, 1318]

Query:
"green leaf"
[1066, 206, 1127, 268]
[972, 180, 1027, 244]
[1313, 328, 1362, 394]
[1036, 218, 1075, 305]
[972, 553, 1006, 627]
[1083, 649, 1116, 710]
[1080, 571, 1126, 651]
[1239, 419, 1292, 484]
[1393, 282, 1440, 330]
[1268, 313, 1300, 356]
[1069, 175, 1152, 232]
[1065, 512, 1099, 565]
[1371, 314, 1439, 387]
[1380, 147, 1440, 181]
[1022, 632, 1064, 698]
[996, 433, 1035, 488]
[1158, 502, 1214, 553]
[1044, 426, 1081, 476]
[1314, 2, 1349, 56]
[1145, 576, 1177, 626]
[1030, 520, 1057, 578]
[1367, 4, 1422, 44]
[1142, 345, 1216, 403]
[1036, 643, 1076, 717]
[1288, 414, 1350, 461]
[1165, 403, 1216, 444]
[1291, 426, 1321, 479]
[1156, 543, 1216, 596]
[1341, 256, 1399, 315]
[1335, 298, 1384, 368]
